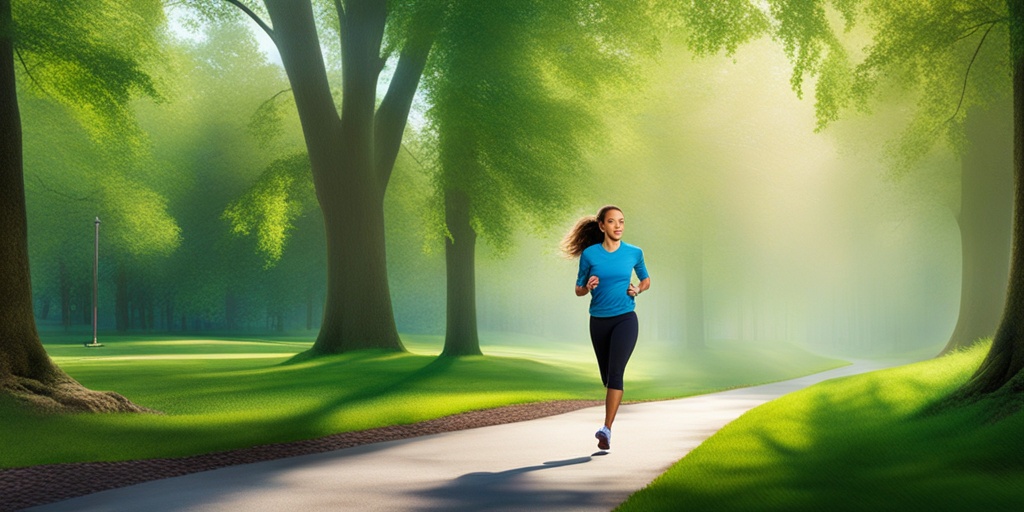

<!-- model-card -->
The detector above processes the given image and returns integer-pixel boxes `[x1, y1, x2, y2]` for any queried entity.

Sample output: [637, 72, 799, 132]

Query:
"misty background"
[22, 7, 1007, 361]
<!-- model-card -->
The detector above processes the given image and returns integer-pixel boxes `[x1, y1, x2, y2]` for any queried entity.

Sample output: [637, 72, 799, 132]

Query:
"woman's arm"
[576, 275, 599, 296]
[628, 278, 651, 297]
[638, 277, 650, 293]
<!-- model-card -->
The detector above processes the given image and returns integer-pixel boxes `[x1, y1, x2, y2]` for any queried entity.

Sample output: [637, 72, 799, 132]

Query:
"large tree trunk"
[940, 104, 1013, 355]
[0, 0, 146, 412]
[441, 188, 482, 356]
[262, 0, 433, 354]
[959, 3, 1024, 396]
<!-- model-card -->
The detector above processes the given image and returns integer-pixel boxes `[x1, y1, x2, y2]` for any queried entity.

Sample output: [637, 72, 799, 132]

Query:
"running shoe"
[595, 426, 611, 450]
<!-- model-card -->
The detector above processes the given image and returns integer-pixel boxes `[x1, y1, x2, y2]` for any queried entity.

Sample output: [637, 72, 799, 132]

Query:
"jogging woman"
[562, 205, 650, 451]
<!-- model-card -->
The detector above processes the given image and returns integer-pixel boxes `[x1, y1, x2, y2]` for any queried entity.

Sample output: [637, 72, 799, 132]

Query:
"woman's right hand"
[586, 276, 600, 290]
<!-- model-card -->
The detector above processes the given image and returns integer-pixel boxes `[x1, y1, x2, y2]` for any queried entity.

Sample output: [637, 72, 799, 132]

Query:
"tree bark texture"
[941, 105, 1013, 355]
[0, 0, 55, 384]
[0, 0, 147, 412]
[263, 0, 434, 353]
[442, 188, 482, 356]
[960, 3, 1024, 396]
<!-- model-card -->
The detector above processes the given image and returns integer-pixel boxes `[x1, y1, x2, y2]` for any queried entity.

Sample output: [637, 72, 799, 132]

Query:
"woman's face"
[600, 209, 624, 242]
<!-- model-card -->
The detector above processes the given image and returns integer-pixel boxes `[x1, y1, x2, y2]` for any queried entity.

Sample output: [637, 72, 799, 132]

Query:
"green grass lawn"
[1, 332, 846, 469]
[616, 340, 1024, 512]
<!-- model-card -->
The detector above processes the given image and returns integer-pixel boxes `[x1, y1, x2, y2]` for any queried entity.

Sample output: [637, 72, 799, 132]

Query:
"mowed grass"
[1, 332, 846, 469]
[616, 340, 1024, 512]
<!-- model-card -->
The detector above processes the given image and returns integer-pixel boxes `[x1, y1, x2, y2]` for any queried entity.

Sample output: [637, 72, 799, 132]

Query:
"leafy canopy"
[422, 0, 661, 251]
[675, 0, 1013, 174]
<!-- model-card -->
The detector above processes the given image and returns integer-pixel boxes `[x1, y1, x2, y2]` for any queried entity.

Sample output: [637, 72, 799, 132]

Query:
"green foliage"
[422, 0, 661, 252]
[768, 0, 851, 99]
[99, 173, 181, 260]
[247, 88, 294, 146]
[616, 341, 1024, 512]
[852, 0, 1011, 175]
[771, 1, 1008, 172]
[11, 0, 181, 327]
[12, 0, 164, 150]
[133, 16, 311, 328]
[223, 153, 314, 266]
[21, 10, 318, 332]
[677, 0, 1013, 174]
[22, 95, 106, 318]
[671, 0, 858, 101]
[174, 0, 261, 33]
[668, 0, 770, 57]
[379, 0, 430, 59]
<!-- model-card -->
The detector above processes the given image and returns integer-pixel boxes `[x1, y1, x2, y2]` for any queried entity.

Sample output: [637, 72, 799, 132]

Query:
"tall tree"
[182, 0, 441, 354]
[679, 0, 1024, 398]
[0, 0, 162, 411]
[958, 0, 1024, 397]
[942, 104, 1013, 355]
[825, 1, 1013, 356]
[423, 1, 657, 356]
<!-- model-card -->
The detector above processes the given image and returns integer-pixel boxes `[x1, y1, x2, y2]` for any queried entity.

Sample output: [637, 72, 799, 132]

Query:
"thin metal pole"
[87, 217, 102, 347]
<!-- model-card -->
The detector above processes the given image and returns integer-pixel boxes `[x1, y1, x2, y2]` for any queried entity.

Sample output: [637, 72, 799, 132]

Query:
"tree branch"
[14, 46, 51, 97]
[31, 175, 100, 202]
[947, 21, 997, 123]
[977, 0, 1005, 18]
[262, 87, 292, 104]
[954, 18, 1007, 43]
[223, 0, 276, 46]
[401, 142, 427, 170]
[374, 24, 435, 189]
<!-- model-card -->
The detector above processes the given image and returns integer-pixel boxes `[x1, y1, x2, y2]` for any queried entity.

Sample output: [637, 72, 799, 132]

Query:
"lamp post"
[85, 217, 103, 348]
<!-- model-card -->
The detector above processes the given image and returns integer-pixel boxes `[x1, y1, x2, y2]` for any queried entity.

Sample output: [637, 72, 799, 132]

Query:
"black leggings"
[589, 311, 638, 391]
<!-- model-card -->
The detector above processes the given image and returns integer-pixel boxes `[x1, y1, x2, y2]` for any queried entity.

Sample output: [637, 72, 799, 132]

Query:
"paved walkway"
[29, 360, 900, 512]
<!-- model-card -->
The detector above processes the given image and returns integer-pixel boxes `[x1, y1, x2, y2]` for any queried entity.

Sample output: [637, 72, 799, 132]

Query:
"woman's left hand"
[627, 283, 640, 297]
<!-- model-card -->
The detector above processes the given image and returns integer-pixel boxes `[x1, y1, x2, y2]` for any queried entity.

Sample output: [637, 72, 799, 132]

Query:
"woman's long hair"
[561, 205, 621, 258]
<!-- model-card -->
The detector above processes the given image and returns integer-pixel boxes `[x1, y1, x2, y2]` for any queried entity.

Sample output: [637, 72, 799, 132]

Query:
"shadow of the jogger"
[411, 455, 620, 511]
[458, 456, 593, 481]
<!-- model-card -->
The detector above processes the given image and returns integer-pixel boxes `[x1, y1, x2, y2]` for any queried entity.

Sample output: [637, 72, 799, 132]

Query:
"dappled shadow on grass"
[205, 349, 596, 446]
[1, 346, 599, 470]
[279, 346, 398, 366]
[621, 356, 1024, 512]
[281, 353, 459, 426]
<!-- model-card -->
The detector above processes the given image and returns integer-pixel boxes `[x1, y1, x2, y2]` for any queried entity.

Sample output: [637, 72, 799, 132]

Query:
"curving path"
[28, 360, 901, 512]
